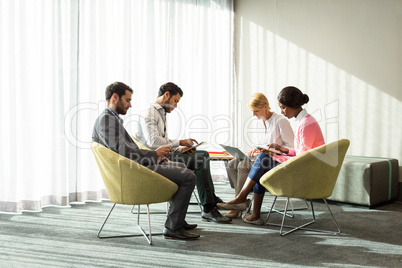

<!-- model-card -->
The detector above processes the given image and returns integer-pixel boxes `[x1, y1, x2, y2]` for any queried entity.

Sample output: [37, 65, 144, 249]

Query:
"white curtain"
[0, 0, 234, 213]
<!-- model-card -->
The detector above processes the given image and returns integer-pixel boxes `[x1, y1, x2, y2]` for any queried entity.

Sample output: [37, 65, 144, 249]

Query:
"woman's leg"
[227, 158, 240, 193]
[244, 157, 281, 221]
[236, 158, 253, 195]
[225, 178, 256, 204]
[243, 193, 265, 221]
[224, 153, 275, 205]
[226, 159, 253, 216]
[225, 159, 253, 217]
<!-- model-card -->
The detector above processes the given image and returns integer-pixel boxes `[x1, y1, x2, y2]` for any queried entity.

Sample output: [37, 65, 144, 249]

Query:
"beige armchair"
[260, 139, 350, 236]
[91, 141, 178, 245]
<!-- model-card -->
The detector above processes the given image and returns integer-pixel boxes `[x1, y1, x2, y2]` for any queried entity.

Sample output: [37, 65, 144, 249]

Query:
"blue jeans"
[248, 153, 281, 194]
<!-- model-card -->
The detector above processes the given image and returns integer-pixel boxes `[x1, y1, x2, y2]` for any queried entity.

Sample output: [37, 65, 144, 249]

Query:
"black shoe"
[201, 208, 232, 223]
[162, 227, 200, 240]
[184, 221, 197, 230]
[214, 196, 224, 204]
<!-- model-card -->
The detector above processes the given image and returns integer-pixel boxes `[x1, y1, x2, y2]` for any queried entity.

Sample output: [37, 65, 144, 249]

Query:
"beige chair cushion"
[260, 139, 350, 200]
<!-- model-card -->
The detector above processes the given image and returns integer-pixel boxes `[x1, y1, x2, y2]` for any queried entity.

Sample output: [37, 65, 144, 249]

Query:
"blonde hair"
[248, 92, 271, 111]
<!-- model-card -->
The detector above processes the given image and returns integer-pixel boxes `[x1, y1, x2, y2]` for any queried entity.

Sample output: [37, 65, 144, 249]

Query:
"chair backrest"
[91, 142, 178, 205]
[260, 139, 350, 199]
[131, 135, 151, 150]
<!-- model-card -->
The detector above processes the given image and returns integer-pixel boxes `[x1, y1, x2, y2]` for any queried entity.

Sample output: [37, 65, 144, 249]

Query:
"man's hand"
[156, 144, 172, 163]
[180, 138, 198, 147]
[181, 146, 196, 154]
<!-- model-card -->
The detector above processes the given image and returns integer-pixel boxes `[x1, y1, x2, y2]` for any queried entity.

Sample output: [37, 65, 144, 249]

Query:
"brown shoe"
[224, 210, 241, 219]
[163, 227, 200, 240]
[217, 199, 251, 211]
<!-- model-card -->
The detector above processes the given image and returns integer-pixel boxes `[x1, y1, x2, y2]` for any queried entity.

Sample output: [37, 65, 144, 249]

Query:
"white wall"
[234, 0, 402, 181]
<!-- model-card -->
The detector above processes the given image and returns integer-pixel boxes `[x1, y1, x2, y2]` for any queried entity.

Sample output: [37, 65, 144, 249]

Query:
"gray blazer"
[92, 109, 158, 167]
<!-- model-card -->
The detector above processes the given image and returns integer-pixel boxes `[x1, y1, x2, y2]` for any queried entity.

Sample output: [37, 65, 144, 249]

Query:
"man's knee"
[183, 168, 196, 187]
[238, 159, 252, 171]
[228, 158, 239, 170]
[170, 161, 187, 169]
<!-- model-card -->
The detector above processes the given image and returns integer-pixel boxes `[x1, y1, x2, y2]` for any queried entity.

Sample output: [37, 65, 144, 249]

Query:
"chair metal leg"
[272, 198, 310, 216]
[274, 198, 295, 218]
[271, 199, 316, 236]
[192, 190, 203, 211]
[263, 196, 294, 220]
[98, 203, 162, 245]
[323, 199, 341, 234]
[136, 205, 153, 244]
[303, 199, 310, 210]
[265, 198, 341, 236]
[265, 196, 278, 222]
[130, 204, 167, 215]
[246, 196, 253, 214]
[246, 192, 295, 217]
[279, 199, 314, 236]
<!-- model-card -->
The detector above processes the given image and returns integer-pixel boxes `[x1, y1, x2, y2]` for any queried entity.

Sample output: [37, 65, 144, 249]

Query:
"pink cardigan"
[273, 110, 324, 163]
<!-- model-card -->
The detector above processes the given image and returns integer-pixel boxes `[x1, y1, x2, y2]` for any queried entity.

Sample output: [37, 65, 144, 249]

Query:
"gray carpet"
[1, 183, 401, 268]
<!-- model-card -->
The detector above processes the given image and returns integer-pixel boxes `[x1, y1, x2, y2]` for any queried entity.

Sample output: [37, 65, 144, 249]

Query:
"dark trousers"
[148, 162, 196, 231]
[170, 150, 216, 206]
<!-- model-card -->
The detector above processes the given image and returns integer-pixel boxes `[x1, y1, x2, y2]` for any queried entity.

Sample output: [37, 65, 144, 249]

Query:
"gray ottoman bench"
[328, 155, 399, 207]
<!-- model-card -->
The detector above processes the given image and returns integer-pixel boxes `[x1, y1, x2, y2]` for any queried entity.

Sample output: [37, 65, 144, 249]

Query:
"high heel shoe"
[224, 211, 241, 219]
[217, 199, 251, 211]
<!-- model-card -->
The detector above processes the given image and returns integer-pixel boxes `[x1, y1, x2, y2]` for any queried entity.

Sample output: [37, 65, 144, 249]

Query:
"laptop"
[219, 144, 249, 161]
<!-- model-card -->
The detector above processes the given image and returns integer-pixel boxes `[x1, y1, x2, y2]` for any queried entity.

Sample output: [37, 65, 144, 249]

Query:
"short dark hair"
[105, 82, 133, 101]
[158, 82, 183, 97]
[277, 86, 309, 109]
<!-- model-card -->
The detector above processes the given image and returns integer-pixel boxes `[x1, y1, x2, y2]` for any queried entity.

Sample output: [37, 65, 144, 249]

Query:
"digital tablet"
[182, 142, 206, 153]
[256, 146, 283, 155]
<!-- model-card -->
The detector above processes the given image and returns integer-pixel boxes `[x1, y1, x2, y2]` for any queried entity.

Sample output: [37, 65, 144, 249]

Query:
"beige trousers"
[227, 158, 254, 195]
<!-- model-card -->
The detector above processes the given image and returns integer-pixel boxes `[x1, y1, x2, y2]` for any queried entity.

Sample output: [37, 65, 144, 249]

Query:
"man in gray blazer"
[92, 82, 199, 240]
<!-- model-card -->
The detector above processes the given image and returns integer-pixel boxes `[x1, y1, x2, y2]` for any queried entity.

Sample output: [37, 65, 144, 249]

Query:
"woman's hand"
[247, 148, 260, 156]
[268, 143, 289, 154]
